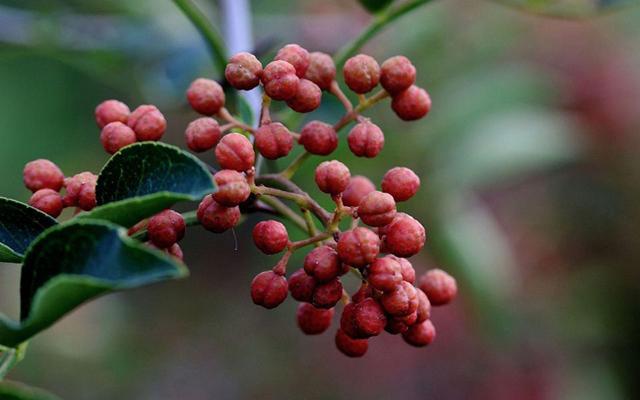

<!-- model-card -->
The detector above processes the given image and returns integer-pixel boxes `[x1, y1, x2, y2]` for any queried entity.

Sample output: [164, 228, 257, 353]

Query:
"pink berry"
[254, 122, 293, 160]
[28, 188, 63, 217]
[186, 78, 225, 115]
[95, 99, 130, 128]
[261, 60, 300, 101]
[304, 52, 336, 90]
[215, 133, 255, 172]
[390, 256, 415, 283]
[381, 167, 420, 202]
[342, 176, 375, 207]
[212, 170, 250, 207]
[335, 329, 368, 357]
[391, 85, 431, 121]
[127, 105, 166, 141]
[63, 172, 97, 211]
[415, 288, 431, 323]
[23, 159, 64, 192]
[382, 214, 426, 257]
[288, 268, 317, 302]
[196, 195, 240, 233]
[367, 256, 403, 292]
[402, 320, 436, 347]
[252, 220, 289, 254]
[225, 52, 262, 90]
[147, 209, 186, 249]
[251, 270, 288, 309]
[304, 245, 341, 282]
[185, 117, 222, 152]
[347, 120, 384, 158]
[418, 268, 457, 306]
[380, 281, 419, 317]
[167, 243, 184, 261]
[342, 297, 387, 339]
[337, 227, 380, 267]
[380, 56, 416, 95]
[312, 278, 343, 309]
[100, 121, 136, 154]
[314, 160, 350, 195]
[275, 44, 310, 77]
[357, 191, 396, 227]
[286, 79, 322, 113]
[343, 54, 380, 94]
[299, 121, 338, 155]
[296, 303, 334, 335]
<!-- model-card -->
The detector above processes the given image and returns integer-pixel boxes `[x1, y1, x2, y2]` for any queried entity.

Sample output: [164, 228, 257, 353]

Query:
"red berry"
[418, 268, 457, 306]
[381, 167, 420, 202]
[380, 281, 419, 317]
[288, 268, 317, 302]
[254, 122, 293, 160]
[304, 52, 336, 91]
[275, 44, 310, 77]
[186, 78, 225, 115]
[63, 172, 97, 211]
[296, 303, 334, 335]
[28, 188, 63, 217]
[225, 52, 262, 90]
[390, 256, 415, 283]
[402, 320, 436, 347]
[100, 121, 136, 154]
[415, 288, 431, 323]
[357, 191, 396, 227]
[343, 54, 380, 94]
[252, 220, 289, 254]
[367, 256, 403, 292]
[342, 176, 376, 207]
[314, 160, 350, 195]
[312, 278, 343, 309]
[127, 105, 166, 141]
[337, 227, 380, 267]
[196, 195, 240, 233]
[391, 85, 431, 121]
[348, 298, 387, 338]
[347, 120, 385, 158]
[185, 117, 221, 152]
[380, 56, 416, 95]
[95, 99, 130, 128]
[215, 133, 255, 172]
[385, 318, 410, 335]
[299, 121, 338, 155]
[351, 282, 375, 304]
[335, 329, 368, 357]
[261, 60, 300, 101]
[23, 159, 64, 192]
[303, 245, 341, 282]
[382, 214, 426, 257]
[167, 243, 184, 261]
[286, 79, 322, 113]
[147, 209, 185, 249]
[251, 270, 288, 309]
[212, 170, 250, 207]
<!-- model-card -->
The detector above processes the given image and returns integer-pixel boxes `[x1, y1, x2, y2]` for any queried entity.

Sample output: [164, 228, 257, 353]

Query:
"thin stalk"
[333, 89, 389, 131]
[258, 195, 308, 232]
[280, 151, 312, 179]
[289, 232, 332, 251]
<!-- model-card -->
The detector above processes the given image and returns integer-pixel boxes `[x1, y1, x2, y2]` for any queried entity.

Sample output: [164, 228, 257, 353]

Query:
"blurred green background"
[1, 0, 640, 399]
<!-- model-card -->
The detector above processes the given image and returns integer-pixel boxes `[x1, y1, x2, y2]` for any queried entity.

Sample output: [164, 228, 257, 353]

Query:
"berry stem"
[333, 89, 389, 131]
[302, 209, 319, 237]
[329, 81, 354, 112]
[288, 232, 332, 251]
[255, 195, 308, 232]
[259, 95, 272, 126]
[279, 151, 311, 179]
[217, 107, 255, 133]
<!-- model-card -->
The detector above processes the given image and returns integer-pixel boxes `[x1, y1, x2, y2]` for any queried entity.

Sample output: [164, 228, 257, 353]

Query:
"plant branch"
[257, 195, 308, 232]
[333, 89, 389, 131]
[280, 151, 312, 179]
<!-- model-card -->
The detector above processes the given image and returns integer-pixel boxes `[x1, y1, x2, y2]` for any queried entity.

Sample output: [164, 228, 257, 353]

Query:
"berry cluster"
[20, 43, 456, 357]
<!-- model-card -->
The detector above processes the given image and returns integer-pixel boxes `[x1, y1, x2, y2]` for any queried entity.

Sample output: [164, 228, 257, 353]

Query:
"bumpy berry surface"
[381, 281, 419, 316]
[254, 122, 293, 159]
[225, 52, 263, 90]
[147, 209, 186, 249]
[251, 270, 288, 309]
[261, 60, 300, 101]
[367, 256, 403, 292]
[296, 303, 334, 335]
[382, 214, 426, 257]
[402, 320, 436, 347]
[288, 268, 316, 302]
[286, 79, 322, 113]
[344, 298, 387, 338]
[212, 170, 250, 206]
[275, 44, 310, 77]
[342, 176, 376, 207]
[185, 117, 221, 152]
[29, 189, 63, 217]
[357, 190, 396, 227]
[299, 121, 338, 155]
[95, 99, 130, 128]
[335, 329, 368, 358]
[347, 120, 384, 158]
[23, 159, 64, 192]
[63, 172, 97, 211]
[415, 288, 431, 323]
[304, 245, 341, 282]
[312, 278, 343, 309]
[187, 78, 225, 115]
[304, 52, 336, 90]
[196, 195, 240, 232]
[343, 54, 380, 94]
[391, 256, 415, 283]
[127, 105, 166, 141]
[252, 220, 289, 254]
[418, 268, 457, 306]
[381, 167, 420, 202]
[314, 160, 350, 195]
[337, 227, 380, 267]
[215, 133, 255, 172]
[100, 121, 136, 154]
[380, 56, 416, 95]
[391, 85, 431, 121]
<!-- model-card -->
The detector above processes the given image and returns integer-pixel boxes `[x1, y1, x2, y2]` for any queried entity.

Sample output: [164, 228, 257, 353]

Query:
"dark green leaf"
[0, 381, 61, 400]
[359, 0, 395, 13]
[237, 95, 256, 126]
[0, 198, 57, 263]
[0, 220, 188, 348]
[491, 0, 637, 17]
[80, 142, 215, 227]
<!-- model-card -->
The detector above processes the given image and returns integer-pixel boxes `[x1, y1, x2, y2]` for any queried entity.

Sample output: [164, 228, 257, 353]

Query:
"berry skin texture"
[286, 79, 322, 113]
[335, 329, 368, 358]
[288, 268, 317, 302]
[304, 245, 341, 282]
[261, 60, 300, 101]
[343, 54, 380, 94]
[23, 159, 64, 192]
[415, 288, 431, 323]
[314, 160, 351, 195]
[212, 170, 250, 206]
[95, 99, 130, 128]
[29, 189, 63, 217]
[402, 320, 436, 347]
[185, 117, 221, 153]
[100, 122, 136, 154]
[215, 133, 255, 172]
[391, 85, 431, 121]
[251, 270, 288, 309]
[63, 172, 97, 211]
[347, 120, 385, 158]
[342, 176, 376, 207]
[225, 52, 262, 90]
[381, 167, 420, 202]
[275, 44, 310, 77]
[127, 105, 166, 141]
[382, 214, 426, 257]
[367, 256, 403, 292]
[390, 256, 416, 283]
[252, 220, 289, 255]
[186, 78, 225, 115]
[357, 191, 396, 227]
[381, 281, 419, 317]
[337, 227, 380, 268]
[254, 122, 293, 160]
[196, 195, 241, 233]
[147, 209, 186, 249]
[296, 303, 334, 335]
[167, 243, 184, 261]
[304, 52, 336, 91]
[418, 268, 457, 306]
[380, 56, 416, 95]
[344, 298, 387, 338]
[299, 121, 338, 155]
[312, 278, 343, 309]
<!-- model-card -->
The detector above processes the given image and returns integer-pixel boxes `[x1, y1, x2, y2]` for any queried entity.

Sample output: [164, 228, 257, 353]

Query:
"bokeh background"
[1, 0, 640, 399]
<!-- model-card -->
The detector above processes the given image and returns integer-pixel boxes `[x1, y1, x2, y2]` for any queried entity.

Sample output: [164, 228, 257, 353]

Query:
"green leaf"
[0, 381, 61, 400]
[0, 198, 57, 263]
[0, 220, 188, 348]
[359, 0, 395, 13]
[80, 142, 215, 227]
[0, 343, 27, 379]
[237, 95, 256, 127]
[491, 0, 637, 18]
